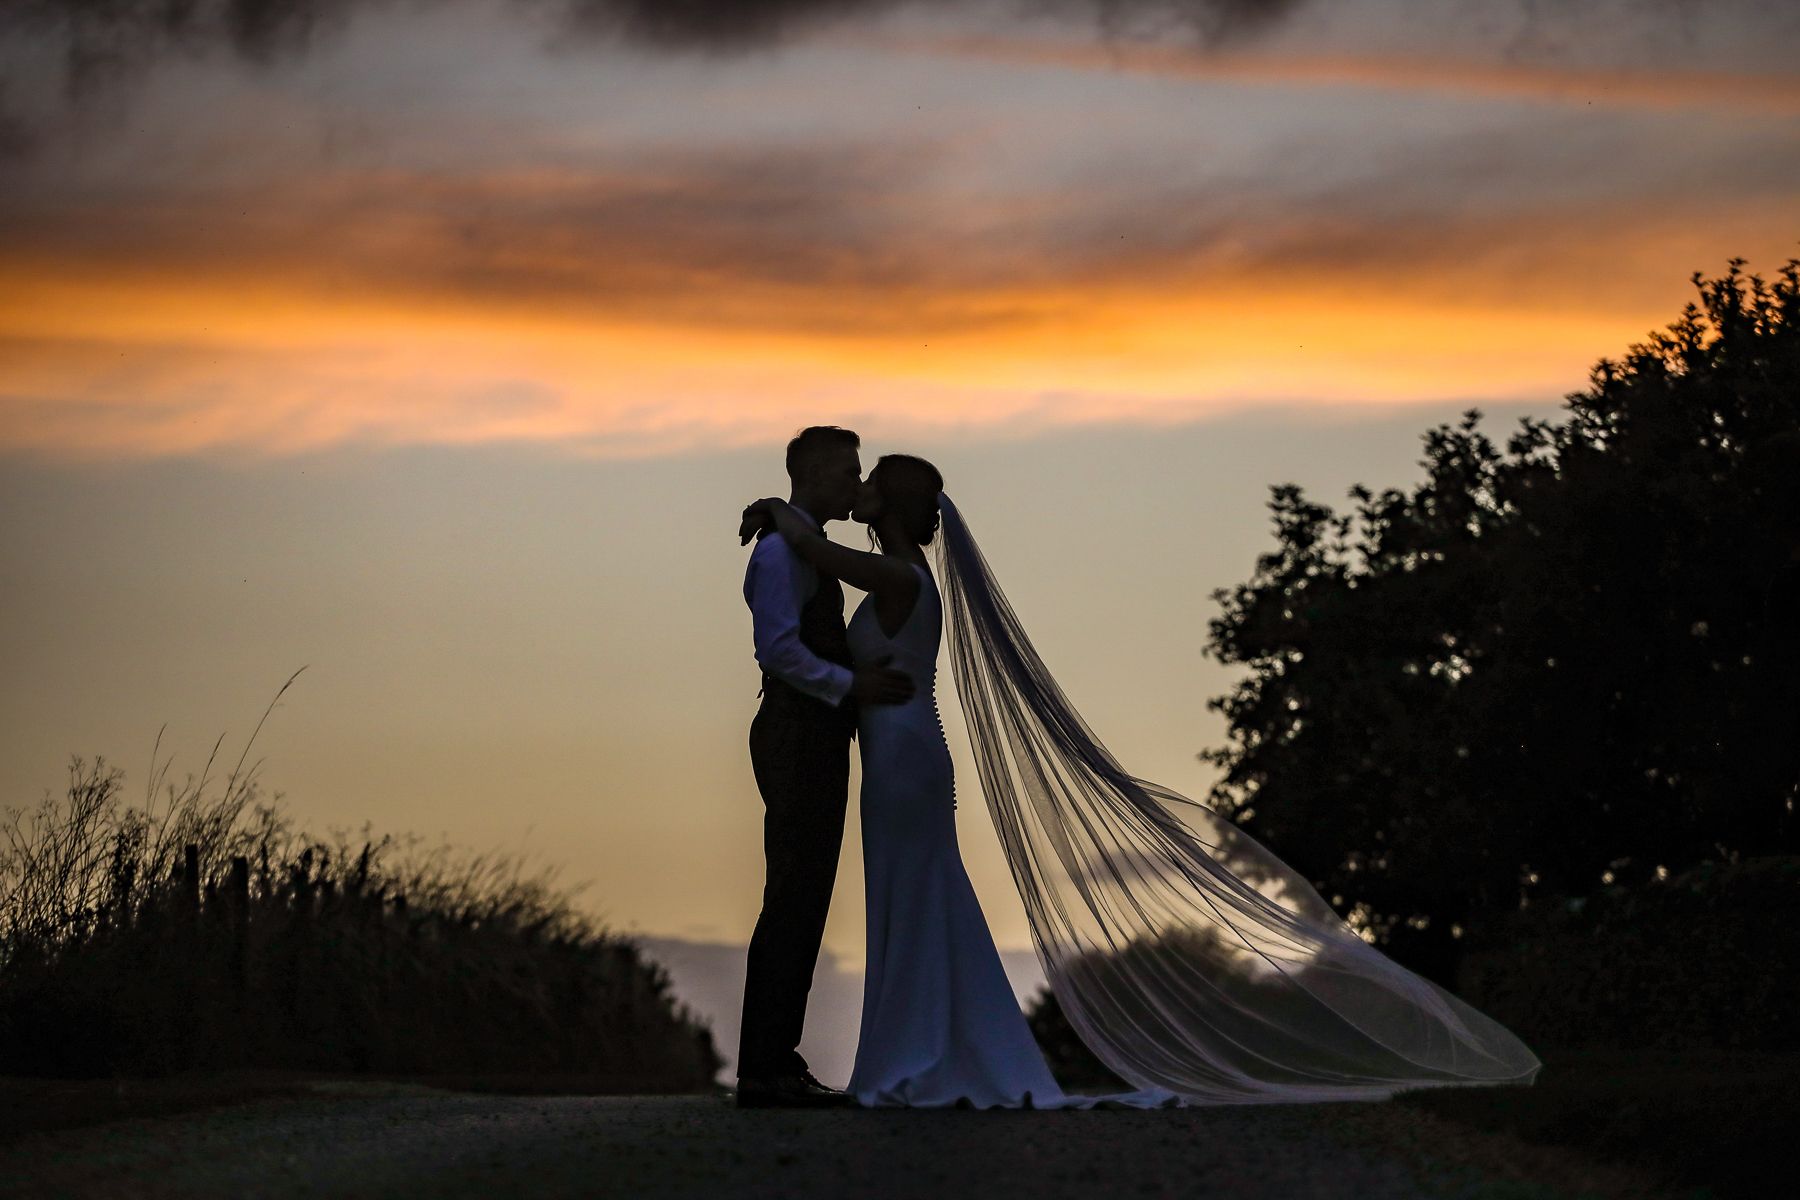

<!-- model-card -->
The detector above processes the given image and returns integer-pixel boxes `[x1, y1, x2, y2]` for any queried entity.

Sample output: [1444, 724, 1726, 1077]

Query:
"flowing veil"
[931, 492, 1542, 1103]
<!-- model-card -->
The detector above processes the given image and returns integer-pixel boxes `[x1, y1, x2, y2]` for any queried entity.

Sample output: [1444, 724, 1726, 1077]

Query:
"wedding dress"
[840, 497, 1539, 1107]
[846, 560, 1174, 1109]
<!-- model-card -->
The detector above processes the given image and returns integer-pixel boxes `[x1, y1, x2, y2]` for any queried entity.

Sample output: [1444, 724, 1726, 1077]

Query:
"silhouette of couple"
[733, 426, 1540, 1110]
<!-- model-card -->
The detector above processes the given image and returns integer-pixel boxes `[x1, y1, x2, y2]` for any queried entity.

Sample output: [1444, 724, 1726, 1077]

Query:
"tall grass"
[0, 670, 721, 1087]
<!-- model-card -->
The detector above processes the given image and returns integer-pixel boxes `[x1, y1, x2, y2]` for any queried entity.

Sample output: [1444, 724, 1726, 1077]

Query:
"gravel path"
[0, 1083, 1587, 1199]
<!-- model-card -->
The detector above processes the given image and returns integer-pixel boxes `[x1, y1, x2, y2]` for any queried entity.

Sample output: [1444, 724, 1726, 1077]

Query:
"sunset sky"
[3, 0, 1797, 1075]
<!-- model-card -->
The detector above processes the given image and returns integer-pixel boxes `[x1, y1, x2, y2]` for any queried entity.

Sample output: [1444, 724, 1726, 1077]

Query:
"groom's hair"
[786, 425, 860, 480]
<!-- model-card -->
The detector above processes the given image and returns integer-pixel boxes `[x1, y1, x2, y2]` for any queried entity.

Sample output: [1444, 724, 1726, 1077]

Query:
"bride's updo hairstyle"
[869, 454, 944, 548]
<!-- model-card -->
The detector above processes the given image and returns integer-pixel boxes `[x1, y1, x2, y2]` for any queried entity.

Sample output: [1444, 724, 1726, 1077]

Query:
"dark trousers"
[736, 696, 852, 1080]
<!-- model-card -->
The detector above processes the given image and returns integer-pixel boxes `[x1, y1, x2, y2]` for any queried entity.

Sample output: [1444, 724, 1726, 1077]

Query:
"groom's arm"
[744, 535, 854, 708]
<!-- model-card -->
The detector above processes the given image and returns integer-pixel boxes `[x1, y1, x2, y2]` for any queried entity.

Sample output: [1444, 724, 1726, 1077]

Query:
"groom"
[734, 425, 914, 1108]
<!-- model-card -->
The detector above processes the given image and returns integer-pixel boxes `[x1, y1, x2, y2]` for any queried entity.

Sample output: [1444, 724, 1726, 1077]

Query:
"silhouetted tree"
[1201, 258, 1800, 982]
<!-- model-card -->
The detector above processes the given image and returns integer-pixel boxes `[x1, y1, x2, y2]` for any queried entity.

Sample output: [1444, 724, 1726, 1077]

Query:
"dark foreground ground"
[0, 1074, 1689, 1200]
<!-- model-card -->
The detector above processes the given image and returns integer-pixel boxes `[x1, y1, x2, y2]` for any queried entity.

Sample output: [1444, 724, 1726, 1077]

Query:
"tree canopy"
[1201, 258, 1800, 981]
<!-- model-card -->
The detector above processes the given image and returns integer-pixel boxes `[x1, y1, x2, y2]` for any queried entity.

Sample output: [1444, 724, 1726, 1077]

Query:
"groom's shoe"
[735, 1072, 856, 1109]
[798, 1070, 857, 1108]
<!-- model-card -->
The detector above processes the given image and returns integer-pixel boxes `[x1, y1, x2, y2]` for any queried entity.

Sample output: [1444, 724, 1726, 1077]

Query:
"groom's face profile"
[811, 447, 862, 523]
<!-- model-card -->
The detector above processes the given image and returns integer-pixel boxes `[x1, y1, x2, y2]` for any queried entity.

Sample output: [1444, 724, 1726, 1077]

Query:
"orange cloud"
[2, 148, 1794, 461]
[0, 278, 1697, 463]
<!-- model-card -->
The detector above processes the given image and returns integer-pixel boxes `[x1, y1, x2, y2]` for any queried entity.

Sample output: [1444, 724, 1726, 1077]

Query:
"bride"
[741, 454, 1540, 1109]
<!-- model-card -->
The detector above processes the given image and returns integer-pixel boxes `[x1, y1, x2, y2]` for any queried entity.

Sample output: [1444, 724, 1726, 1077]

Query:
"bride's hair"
[867, 454, 944, 548]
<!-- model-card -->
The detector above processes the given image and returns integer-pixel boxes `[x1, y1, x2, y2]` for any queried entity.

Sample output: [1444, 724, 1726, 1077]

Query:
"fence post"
[182, 843, 200, 920]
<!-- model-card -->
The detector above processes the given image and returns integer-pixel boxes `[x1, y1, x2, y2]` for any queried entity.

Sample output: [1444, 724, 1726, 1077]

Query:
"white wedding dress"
[845, 561, 1175, 1109]
[811, 496, 1536, 1105]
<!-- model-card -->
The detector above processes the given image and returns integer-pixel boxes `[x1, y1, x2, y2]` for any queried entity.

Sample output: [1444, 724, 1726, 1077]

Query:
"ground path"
[0, 1082, 1650, 1199]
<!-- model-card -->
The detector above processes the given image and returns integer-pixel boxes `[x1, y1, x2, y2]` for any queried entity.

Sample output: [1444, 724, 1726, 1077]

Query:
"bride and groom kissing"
[733, 425, 1542, 1111]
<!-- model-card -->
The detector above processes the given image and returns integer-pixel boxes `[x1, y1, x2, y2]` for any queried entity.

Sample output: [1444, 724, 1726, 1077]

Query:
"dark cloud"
[8, 112, 1791, 342]
[0, 0, 1307, 68]
[559, 0, 1309, 50]
[0, 0, 1308, 156]
[0, 1, 1307, 92]
[1, 0, 346, 85]
[0, 0, 1746, 156]
[0, 139, 1056, 336]
[0, 81, 36, 158]
[0, 0, 1746, 93]
[557, 0, 910, 50]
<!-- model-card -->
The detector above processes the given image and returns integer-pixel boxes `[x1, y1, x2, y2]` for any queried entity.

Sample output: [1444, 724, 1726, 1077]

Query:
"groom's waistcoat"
[761, 568, 857, 735]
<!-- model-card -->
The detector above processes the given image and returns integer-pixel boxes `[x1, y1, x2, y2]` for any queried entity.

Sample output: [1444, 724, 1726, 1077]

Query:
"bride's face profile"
[851, 478, 884, 525]
[857, 455, 945, 546]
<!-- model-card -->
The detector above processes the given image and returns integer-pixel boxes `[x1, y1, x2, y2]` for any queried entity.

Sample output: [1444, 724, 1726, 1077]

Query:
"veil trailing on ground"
[931, 492, 1542, 1103]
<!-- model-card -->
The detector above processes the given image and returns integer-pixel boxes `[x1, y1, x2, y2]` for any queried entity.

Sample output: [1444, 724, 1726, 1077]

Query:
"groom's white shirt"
[744, 504, 854, 707]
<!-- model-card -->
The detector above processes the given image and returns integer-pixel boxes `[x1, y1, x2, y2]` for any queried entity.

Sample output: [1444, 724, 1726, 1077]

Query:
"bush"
[1023, 986, 1128, 1092]
[1456, 855, 1800, 1053]
[0, 677, 721, 1087]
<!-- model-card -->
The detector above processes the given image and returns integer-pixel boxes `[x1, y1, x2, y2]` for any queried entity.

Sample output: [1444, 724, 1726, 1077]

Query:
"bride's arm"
[748, 499, 921, 600]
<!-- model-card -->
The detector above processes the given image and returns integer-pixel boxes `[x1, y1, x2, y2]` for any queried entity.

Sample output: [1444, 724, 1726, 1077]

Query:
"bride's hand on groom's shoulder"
[738, 498, 778, 546]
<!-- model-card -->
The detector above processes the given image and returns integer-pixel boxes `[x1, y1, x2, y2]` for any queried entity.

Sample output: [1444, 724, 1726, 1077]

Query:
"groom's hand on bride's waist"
[851, 655, 914, 704]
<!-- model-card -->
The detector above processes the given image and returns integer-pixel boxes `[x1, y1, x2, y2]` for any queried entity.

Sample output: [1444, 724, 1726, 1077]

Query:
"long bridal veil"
[931, 492, 1541, 1103]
